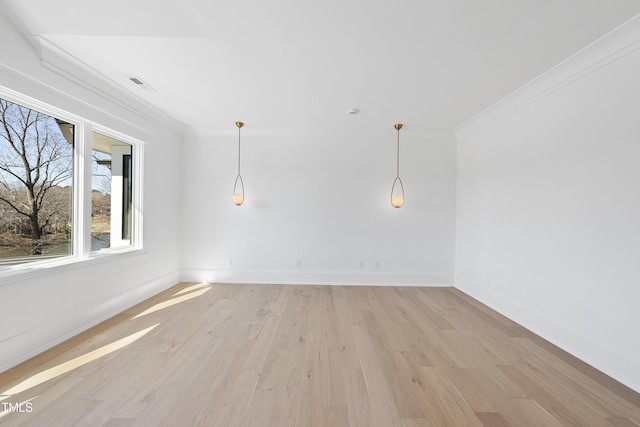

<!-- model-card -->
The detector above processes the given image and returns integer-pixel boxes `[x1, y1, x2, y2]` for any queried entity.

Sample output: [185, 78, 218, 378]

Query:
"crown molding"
[20, 35, 186, 136]
[456, 14, 640, 140]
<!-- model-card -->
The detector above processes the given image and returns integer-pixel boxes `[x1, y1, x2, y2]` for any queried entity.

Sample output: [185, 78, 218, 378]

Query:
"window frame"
[0, 86, 144, 277]
[89, 124, 144, 255]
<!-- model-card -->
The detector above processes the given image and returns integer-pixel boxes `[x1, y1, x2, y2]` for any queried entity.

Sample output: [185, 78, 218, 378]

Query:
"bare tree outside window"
[0, 98, 73, 260]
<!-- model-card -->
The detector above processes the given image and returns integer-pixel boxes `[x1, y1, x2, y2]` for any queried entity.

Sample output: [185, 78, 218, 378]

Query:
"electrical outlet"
[358, 260, 365, 269]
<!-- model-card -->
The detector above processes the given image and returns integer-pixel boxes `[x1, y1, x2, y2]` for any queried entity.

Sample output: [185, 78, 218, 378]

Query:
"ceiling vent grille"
[126, 76, 155, 91]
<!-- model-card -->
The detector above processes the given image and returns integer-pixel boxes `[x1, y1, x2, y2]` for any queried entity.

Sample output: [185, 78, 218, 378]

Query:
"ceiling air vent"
[126, 76, 155, 91]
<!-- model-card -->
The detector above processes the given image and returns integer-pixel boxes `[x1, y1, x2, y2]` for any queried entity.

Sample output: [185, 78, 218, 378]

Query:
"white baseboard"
[457, 281, 640, 393]
[0, 269, 181, 374]
[181, 268, 452, 287]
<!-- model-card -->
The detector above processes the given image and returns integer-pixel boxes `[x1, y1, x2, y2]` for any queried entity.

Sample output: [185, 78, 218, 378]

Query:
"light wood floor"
[1, 283, 639, 426]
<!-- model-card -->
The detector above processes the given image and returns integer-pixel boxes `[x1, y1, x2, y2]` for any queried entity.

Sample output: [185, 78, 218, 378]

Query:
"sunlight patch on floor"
[0, 324, 159, 399]
[172, 281, 211, 297]
[131, 287, 210, 319]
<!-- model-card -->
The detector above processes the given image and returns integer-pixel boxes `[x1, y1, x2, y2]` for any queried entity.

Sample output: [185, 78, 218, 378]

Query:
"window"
[91, 132, 134, 249]
[0, 98, 74, 264]
[0, 89, 142, 268]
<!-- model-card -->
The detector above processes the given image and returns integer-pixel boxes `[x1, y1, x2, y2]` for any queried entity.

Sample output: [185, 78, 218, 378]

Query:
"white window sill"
[0, 246, 146, 286]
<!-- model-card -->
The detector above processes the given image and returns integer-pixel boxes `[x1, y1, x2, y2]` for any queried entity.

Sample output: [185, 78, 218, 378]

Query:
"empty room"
[0, 0, 639, 426]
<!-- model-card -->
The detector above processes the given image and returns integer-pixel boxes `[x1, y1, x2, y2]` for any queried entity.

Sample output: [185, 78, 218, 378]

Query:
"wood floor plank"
[294, 359, 323, 427]
[45, 398, 101, 427]
[458, 365, 528, 402]
[100, 418, 136, 427]
[201, 369, 260, 426]
[400, 418, 427, 427]
[513, 335, 640, 418]
[351, 325, 404, 426]
[500, 398, 563, 427]
[0, 376, 85, 426]
[437, 366, 498, 413]
[322, 348, 346, 407]
[606, 416, 640, 427]
[359, 310, 426, 418]
[475, 412, 510, 427]
[330, 289, 362, 369]
[322, 405, 349, 427]
[303, 295, 323, 361]
[318, 287, 341, 360]
[419, 366, 484, 426]
[343, 368, 376, 427]
[0, 283, 638, 427]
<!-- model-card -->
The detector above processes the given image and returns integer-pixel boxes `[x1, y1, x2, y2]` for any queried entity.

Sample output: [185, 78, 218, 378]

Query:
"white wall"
[181, 129, 457, 286]
[5, 1, 638, 396]
[0, 11, 183, 371]
[455, 17, 640, 391]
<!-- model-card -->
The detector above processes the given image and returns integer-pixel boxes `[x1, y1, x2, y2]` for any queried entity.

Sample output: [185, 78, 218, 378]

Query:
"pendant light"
[232, 121, 245, 206]
[391, 123, 405, 208]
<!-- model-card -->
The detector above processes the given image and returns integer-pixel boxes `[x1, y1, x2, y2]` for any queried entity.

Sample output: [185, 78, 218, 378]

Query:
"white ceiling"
[3, 0, 640, 136]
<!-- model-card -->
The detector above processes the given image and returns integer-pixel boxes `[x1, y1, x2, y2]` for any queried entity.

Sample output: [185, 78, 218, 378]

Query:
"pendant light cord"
[396, 127, 401, 178]
[237, 125, 241, 176]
